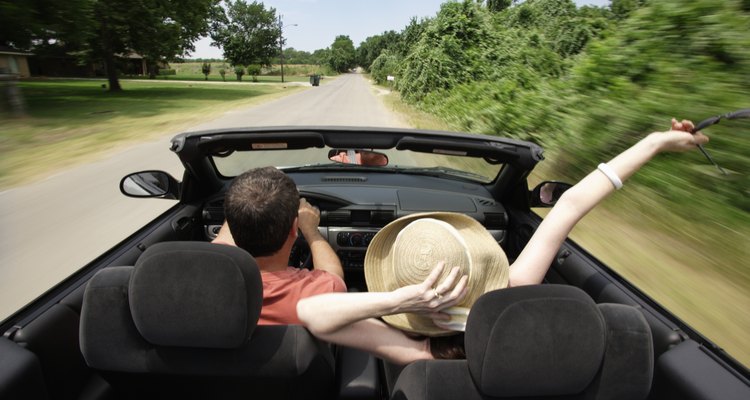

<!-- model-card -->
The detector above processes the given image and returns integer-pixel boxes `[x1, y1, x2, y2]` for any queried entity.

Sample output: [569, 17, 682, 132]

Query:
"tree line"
[0, 0, 358, 91]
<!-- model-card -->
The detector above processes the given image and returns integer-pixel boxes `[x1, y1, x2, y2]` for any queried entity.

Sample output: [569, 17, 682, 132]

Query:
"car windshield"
[212, 147, 502, 183]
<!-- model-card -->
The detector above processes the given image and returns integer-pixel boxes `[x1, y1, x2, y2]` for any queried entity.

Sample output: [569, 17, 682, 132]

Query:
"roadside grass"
[382, 88, 750, 368]
[0, 79, 304, 188]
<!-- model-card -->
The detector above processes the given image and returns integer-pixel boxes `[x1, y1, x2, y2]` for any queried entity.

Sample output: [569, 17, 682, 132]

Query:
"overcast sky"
[191, 0, 612, 59]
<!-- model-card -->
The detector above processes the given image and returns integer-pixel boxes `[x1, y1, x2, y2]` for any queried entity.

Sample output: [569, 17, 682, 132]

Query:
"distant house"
[119, 52, 149, 76]
[0, 46, 33, 78]
[28, 52, 98, 77]
[29, 50, 162, 78]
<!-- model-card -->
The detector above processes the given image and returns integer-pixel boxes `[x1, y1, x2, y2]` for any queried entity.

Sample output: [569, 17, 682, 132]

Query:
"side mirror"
[120, 170, 179, 200]
[530, 181, 572, 207]
[328, 149, 389, 167]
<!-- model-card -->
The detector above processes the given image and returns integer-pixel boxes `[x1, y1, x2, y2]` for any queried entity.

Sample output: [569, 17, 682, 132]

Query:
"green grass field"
[0, 79, 304, 187]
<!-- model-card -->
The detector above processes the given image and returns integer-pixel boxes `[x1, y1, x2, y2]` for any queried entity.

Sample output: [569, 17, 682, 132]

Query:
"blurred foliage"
[360, 0, 749, 228]
[557, 0, 750, 223]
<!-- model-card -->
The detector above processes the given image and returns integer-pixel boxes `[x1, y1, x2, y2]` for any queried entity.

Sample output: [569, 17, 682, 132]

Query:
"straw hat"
[365, 212, 509, 336]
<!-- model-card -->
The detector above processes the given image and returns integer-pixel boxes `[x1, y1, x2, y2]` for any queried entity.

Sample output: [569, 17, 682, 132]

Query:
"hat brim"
[365, 212, 509, 336]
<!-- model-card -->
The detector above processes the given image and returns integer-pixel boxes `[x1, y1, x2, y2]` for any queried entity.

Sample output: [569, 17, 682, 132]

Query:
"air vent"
[326, 210, 351, 224]
[322, 176, 368, 183]
[484, 212, 507, 229]
[476, 198, 496, 207]
[371, 210, 395, 226]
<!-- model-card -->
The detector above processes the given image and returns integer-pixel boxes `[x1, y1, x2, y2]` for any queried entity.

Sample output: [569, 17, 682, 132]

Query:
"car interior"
[2, 127, 748, 400]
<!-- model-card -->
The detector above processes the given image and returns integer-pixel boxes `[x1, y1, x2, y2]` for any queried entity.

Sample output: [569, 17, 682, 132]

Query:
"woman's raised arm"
[509, 120, 709, 286]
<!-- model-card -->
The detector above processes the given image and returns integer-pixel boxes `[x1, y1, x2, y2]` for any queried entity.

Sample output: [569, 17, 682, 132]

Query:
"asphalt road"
[0, 73, 409, 320]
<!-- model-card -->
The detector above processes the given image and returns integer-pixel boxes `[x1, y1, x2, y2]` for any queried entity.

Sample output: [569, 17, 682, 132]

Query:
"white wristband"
[597, 163, 623, 190]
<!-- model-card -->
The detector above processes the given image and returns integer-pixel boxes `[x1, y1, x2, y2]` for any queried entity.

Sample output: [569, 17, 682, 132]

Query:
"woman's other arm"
[297, 262, 468, 364]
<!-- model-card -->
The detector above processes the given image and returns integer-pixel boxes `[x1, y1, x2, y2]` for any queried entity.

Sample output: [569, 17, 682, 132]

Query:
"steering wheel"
[289, 236, 313, 270]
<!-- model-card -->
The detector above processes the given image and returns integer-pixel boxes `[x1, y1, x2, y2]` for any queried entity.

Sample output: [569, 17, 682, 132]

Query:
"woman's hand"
[391, 262, 469, 314]
[648, 118, 709, 153]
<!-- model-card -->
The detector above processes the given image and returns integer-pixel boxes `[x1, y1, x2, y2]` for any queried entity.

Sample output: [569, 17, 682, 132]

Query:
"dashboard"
[201, 176, 509, 273]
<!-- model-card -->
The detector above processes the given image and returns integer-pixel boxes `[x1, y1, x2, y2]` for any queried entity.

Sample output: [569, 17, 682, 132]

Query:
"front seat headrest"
[465, 285, 606, 397]
[129, 242, 263, 349]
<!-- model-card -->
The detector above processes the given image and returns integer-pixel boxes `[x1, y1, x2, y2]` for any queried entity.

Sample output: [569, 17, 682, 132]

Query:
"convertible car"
[1, 126, 748, 399]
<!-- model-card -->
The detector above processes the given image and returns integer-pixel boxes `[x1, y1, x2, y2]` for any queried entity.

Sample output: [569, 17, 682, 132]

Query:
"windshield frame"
[210, 146, 505, 184]
[171, 126, 544, 186]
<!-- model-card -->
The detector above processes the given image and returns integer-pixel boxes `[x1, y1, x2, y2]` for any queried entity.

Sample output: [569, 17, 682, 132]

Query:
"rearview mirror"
[120, 170, 179, 199]
[530, 181, 572, 207]
[328, 149, 389, 167]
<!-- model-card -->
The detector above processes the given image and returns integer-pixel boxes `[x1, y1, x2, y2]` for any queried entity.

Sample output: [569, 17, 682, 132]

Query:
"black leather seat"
[79, 241, 335, 399]
[392, 285, 653, 400]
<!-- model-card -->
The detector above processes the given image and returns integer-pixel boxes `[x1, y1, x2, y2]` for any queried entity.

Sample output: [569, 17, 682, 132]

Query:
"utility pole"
[278, 14, 284, 83]
[278, 15, 297, 84]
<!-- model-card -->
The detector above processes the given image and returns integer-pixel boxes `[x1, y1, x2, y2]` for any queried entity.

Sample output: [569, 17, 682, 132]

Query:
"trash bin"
[310, 74, 320, 86]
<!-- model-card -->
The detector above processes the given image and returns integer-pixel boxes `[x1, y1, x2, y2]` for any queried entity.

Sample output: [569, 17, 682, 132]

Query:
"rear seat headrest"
[465, 285, 606, 397]
[129, 242, 263, 349]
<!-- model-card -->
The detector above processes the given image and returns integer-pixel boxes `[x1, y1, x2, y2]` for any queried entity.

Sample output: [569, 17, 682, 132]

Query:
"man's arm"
[298, 198, 345, 279]
[211, 221, 235, 246]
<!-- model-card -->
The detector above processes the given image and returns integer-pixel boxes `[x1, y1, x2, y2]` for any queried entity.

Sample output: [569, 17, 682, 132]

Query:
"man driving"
[212, 166, 345, 325]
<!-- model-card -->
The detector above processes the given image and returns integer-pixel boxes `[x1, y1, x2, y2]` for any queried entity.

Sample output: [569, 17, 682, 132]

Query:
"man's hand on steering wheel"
[294, 198, 320, 270]
[298, 198, 320, 238]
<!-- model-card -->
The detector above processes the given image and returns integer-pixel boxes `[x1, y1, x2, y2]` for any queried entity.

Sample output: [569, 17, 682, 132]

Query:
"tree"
[356, 30, 399, 71]
[278, 47, 315, 64]
[88, 0, 219, 91]
[610, 0, 647, 20]
[201, 62, 211, 80]
[311, 48, 330, 65]
[234, 65, 245, 81]
[486, 0, 513, 13]
[369, 50, 400, 85]
[397, 1, 498, 101]
[0, 0, 92, 50]
[328, 35, 356, 73]
[247, 64, 261, 81]
[210, 0, 280, 68]
[392, 16, 431, 59]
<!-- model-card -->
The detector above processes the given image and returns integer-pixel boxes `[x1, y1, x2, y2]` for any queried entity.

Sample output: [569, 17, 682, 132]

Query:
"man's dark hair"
[224, 167, 299, 257]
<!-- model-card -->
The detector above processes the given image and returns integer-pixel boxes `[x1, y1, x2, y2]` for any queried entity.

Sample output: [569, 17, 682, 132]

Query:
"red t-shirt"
[259, 267, 346, 325]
